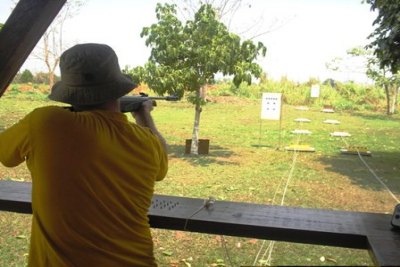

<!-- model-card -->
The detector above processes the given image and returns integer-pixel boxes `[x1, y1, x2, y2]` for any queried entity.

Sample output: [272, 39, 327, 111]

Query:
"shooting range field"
[1, 91, 399, 266]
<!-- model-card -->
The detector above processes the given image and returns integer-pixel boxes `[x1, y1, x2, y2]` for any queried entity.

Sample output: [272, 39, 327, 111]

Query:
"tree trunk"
[190, 87, 203, 155]
[389, 84, 398, 114]
[48, 72, 55, 88]
[385, 84, 398, 115]
[384, 84, 392, 115]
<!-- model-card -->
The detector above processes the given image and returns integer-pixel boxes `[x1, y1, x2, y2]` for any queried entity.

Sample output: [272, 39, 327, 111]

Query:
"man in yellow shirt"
[0, 43, 168, 266]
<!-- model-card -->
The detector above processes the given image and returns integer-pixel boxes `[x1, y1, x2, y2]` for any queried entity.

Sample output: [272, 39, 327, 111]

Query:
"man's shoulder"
[30, 106, 70, 116]
[28, 106, 73, 124]
[33, 105, 67, 112]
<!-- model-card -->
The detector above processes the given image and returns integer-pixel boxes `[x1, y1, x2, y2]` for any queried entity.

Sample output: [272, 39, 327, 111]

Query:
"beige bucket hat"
[49, 43, 136, 105]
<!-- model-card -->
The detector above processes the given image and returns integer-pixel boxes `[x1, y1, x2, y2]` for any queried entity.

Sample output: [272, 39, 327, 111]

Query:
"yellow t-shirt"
[0, 106, 168, 266]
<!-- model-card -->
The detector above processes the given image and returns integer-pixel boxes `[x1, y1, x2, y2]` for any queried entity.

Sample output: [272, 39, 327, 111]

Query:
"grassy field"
[0, 90, 399, 266]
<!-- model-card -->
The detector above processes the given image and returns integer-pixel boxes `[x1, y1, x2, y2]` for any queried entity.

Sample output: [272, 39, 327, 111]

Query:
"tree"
[362, 1, 400, 114]
[172, 0, 291, 40]
[352, 48, 400, 115]
[33, 72, 60, 85]
[329, 46, 399, 114]
[135, 3, 266, 154]
[364, 0, 400, 74]
[33, 0, 85, 89]
[0, 23, 4, 31]
[365, 57, 399, 115]
[19, 69, 34, 83]
[173, 0, 243, 20]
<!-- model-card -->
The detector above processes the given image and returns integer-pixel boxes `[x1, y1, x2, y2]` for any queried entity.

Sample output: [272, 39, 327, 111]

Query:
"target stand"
[294, 118, 311, 123]
[340, 146, 372, 156]
[292, 129, 312, 135]
[285, 144, 316, 152]
[324, 119, 340, 125]
[331, 131, 351, 137]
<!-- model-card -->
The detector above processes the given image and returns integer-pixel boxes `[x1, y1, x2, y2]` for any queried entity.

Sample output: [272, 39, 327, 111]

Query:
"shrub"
[209, 77, 390, 112]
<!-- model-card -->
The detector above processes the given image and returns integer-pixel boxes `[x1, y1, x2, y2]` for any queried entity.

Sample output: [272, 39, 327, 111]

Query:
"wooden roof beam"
[0, 0, 66, 97]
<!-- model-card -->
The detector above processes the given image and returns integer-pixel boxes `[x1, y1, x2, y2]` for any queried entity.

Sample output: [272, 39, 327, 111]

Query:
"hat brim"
[49, 75, 137, 105]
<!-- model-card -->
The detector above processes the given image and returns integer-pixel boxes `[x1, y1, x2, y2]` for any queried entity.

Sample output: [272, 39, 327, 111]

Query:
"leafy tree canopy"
[19, 69, 34, 83]
[137, 3, 266, 102]
[365, 0, 400, 73]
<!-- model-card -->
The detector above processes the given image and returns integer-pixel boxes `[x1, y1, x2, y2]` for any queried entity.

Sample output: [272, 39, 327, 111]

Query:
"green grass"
[1, 91, 399, 266]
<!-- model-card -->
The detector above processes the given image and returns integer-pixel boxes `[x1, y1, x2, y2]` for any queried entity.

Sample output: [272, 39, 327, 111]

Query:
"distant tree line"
[12, 69, 60, 85]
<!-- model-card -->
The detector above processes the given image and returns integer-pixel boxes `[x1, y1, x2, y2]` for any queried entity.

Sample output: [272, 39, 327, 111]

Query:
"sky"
[0, 0, 377, 83]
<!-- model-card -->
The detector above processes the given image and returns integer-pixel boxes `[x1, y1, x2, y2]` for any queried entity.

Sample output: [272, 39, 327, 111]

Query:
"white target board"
[261, 92, 282, 120]
[311, 84, 320, 98]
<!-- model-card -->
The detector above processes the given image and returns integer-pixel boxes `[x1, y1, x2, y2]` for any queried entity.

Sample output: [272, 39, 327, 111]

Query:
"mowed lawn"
[1, 91, 399, 266]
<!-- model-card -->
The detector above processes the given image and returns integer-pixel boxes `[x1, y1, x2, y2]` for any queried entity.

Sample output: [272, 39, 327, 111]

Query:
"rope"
[340, 136, 400, 204]
[260, 150, 299, 265]
[252, 133, 301, 266]
[221, 235, 234, 267]
[252, 118, 399, 266]
[261, 241, 275, 266]
[183, 205, 206, 231]
[357, 150, 400, 204]
[183, 198, 235, 267]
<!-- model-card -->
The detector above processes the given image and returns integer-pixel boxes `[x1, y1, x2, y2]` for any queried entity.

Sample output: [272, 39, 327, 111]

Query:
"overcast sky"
[0, 0, 377, 83]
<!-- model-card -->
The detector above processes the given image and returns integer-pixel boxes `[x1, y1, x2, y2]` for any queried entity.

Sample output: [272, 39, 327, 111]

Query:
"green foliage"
[19, 69, 34, 83]
[13, 71, 59, 88]
[345, 45, 400, 114]
[132, 3, 267, 153]
[32, 72, 60, 85]
[208, 78, 387, 112]
[4, 84, 49, 101]
[365, 0, 400, 73]
[135, 3, 266, 104]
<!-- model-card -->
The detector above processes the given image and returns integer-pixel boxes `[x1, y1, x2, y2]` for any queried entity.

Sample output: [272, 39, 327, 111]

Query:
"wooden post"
[0, 0, 67, 97]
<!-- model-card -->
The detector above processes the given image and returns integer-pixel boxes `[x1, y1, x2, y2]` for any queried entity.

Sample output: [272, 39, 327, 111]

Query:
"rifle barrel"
[149, 96, 179, 101]
[119, 95, 179, 113]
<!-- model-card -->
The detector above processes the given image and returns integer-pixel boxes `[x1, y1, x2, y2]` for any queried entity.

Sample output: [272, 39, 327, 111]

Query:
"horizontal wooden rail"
[0, 180, 399, 266]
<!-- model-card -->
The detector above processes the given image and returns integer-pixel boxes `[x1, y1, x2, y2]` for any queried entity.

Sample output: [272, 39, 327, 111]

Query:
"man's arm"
[131, 100, 167, 152]
[0, 114, 30, 167]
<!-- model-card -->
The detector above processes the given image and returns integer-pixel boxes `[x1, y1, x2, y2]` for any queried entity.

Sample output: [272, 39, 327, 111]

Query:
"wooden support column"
[0, 0, 67, 97]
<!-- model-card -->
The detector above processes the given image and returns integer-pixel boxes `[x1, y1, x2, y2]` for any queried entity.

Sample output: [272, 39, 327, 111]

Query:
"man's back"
[0, 106, 167, 266]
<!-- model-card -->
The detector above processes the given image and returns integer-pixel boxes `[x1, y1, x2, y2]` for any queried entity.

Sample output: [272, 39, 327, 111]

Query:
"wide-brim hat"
[49, 43, 136, 105]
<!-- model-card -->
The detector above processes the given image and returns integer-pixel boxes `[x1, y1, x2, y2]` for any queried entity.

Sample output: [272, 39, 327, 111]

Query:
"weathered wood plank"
[0, 0, 67, 96]
[0, 180, 399, 266]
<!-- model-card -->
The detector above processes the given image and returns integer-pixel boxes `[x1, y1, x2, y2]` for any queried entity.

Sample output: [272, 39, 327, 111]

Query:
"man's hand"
[132, 100, 153, 117]
[131, 100, 153, 126]
[130, 100, 167, 152]
[137, 100, 155, 114]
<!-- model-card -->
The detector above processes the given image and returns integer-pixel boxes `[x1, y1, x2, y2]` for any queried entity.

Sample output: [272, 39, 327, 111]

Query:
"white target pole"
[311, 84, 320, 98]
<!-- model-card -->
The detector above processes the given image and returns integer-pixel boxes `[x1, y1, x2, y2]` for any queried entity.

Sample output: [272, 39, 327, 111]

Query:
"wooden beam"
[0, 181, 399, 266]
[0, 0, 67, 97]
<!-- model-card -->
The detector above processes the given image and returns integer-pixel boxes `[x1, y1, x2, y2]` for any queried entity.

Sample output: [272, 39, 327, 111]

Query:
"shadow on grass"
[351, 112, 400, 122]
[168, 144, 238, 167]
[319, 151, 400, 194]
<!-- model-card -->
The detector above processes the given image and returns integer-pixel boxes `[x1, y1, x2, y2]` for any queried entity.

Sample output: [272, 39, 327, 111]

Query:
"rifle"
[120, 93, 179, 112]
